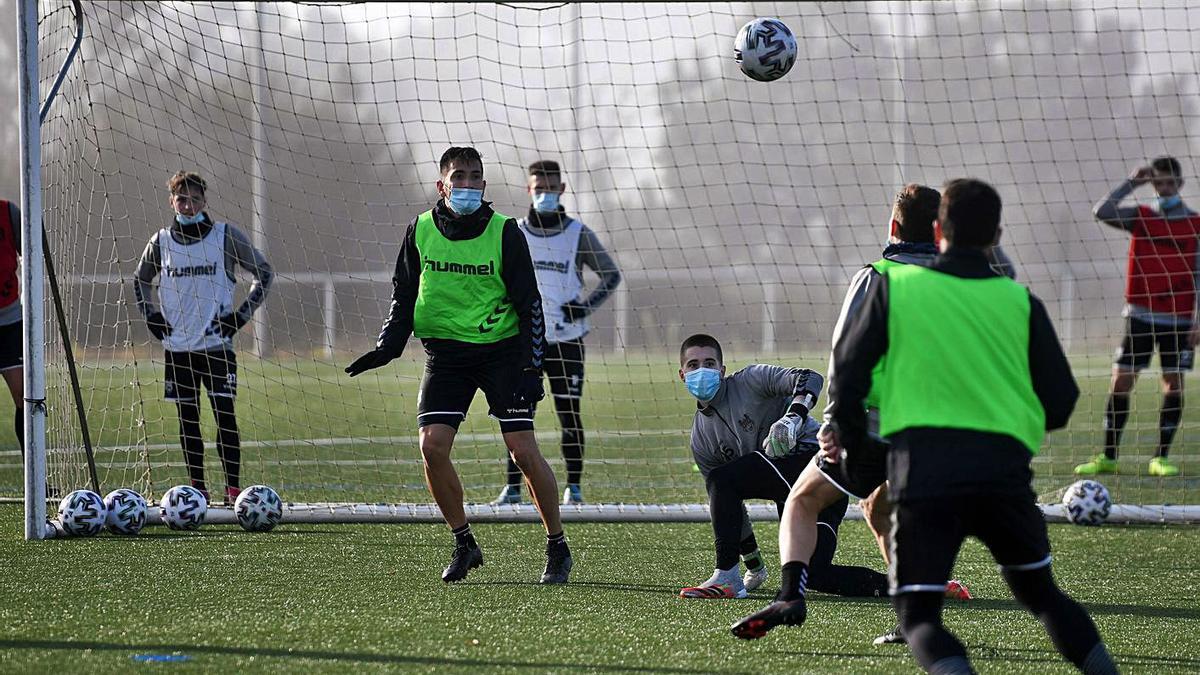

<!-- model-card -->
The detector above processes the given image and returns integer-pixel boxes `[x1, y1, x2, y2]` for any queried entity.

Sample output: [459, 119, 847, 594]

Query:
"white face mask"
[175, 212, 205, 225]
[532, 191, 560, 213]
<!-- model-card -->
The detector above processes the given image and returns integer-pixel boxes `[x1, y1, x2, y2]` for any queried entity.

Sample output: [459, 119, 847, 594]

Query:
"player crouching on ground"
[677, 334, 891, 600]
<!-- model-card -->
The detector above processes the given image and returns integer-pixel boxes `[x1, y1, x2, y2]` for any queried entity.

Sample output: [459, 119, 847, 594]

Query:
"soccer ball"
[57, 489, 107, 537]
[734, 18, 798, 82]
[160, 485, 208, 530]
[234, 485, 283, 532]
[103, 488, 147, 535]
[1062, 480, 1112, 526]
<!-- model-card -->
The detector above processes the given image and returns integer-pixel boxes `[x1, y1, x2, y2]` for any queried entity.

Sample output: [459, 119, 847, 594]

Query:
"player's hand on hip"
[765, 412, 804, 457]
[560, 300, 591, 323]
[345, 347, 398, 377]
[213, 311, 249, 339]
[146, 311, 172, 341]
[817, 422, 844, 464]
[512, 368, 545, 405]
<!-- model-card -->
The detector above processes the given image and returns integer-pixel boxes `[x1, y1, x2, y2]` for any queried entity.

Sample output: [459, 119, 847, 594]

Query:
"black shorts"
[890, 488, 1052, 595]
[417, 341, 533, 433]
[0, 321, 21, 372]
[1115, 316, 1195, 373]
[164, 349, 237, 402]
[817, 434, 889, 500]
[707, 448, 848, 531]
[544, 339, 584, 400]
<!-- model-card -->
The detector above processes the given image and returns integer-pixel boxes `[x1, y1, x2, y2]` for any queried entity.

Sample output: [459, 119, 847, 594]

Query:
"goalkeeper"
[133, 171, 274, 504]
[677, 334, 889, 600]
[347, 146, 571, 585]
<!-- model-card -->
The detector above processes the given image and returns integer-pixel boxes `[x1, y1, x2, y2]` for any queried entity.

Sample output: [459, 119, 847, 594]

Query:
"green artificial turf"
[2, 505, 1198, 673]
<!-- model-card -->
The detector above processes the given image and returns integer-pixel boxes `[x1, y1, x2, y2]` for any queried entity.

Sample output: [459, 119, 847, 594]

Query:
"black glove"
[512, 368, 545, 405]
[345, 347, 400, 377]
[146, 311, 172, 341]
[213, 311, 250, 339]
[560, 300, 591, 323]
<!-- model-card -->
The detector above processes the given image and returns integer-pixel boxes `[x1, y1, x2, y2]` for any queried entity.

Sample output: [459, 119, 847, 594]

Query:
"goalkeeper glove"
[512, 368, 545, 405]
[146, 311, 172, 341]
[560, 300, 591, 323]
[212, 310, 250, 339]
[764, 412, 806, 457]
[345, 346, 401, 377]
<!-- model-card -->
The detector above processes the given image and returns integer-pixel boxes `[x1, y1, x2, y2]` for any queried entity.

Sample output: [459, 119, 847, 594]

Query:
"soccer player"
[821, 178, 1117, 674]
[1076, 157, 1200, 478]
[0, 199, 23, 453]
[733, 184, 970, 644]
[492, 159, 622, 506]
[346, 146, 572, 584]
[676, 333, 891, 600]
[134, 171, 274, 504]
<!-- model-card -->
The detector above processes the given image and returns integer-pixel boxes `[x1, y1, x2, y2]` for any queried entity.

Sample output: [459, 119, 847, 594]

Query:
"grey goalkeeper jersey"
[689, 364, 824, 478]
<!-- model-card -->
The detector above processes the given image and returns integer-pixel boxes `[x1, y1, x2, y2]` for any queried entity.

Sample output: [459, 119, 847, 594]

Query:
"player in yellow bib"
[347, 147, 571, 584]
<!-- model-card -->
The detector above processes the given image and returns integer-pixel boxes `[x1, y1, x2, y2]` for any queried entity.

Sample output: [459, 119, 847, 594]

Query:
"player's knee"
[862, 491, 892, 534]
[507, 441, 543, 470]
[419, 435, 453, 464]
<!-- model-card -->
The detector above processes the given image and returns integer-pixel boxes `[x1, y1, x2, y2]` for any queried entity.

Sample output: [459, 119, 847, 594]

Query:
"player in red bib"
[0, 200, 23, 455]
[1078, 157, 1200, 477]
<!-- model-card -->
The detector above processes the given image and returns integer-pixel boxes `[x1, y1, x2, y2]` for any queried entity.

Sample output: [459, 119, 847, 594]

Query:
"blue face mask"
[446, 187, 483, 215]
[1158, 194, 1183, 212]
[175, 212, 205, 226]
[684, 367, 722, 401]
[532, 191, 560, 213]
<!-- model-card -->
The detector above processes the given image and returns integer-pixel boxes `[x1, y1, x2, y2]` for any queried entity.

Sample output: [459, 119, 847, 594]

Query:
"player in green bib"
[347, 146, 571, 585]
[823, 178, 1116, 675]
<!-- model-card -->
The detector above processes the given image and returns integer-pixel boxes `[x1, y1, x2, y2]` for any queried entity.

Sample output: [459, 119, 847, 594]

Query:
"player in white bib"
[134, 172, 274, 503]
[492, 160, 622, 505]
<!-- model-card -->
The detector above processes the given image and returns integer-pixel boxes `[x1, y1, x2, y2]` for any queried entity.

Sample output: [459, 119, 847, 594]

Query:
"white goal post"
[17, 2, 1200, 536]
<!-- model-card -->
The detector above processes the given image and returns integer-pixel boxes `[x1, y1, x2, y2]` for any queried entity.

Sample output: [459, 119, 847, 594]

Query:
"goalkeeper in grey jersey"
[677, 334, 890, 600]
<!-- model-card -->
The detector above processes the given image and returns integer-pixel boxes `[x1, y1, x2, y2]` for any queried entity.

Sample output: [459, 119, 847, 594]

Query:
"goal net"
[16, 1, 1199, 523]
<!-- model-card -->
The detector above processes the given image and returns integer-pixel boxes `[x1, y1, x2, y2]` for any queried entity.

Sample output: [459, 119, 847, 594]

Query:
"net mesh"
[12, 1, 1199, 515]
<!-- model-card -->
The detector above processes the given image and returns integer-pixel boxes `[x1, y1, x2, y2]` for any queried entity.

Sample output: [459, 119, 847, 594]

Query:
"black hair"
[679, 333, 723, 365]
[939, 178, 1002, 249]
[1151, 156, 1183, 178]
[528, 160, 562, 179]
[893, 183, 940, 243]
[439, 146, 483, 175]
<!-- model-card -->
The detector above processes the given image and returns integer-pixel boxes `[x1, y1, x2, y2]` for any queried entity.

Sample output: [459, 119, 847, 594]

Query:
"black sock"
[1103, 392, 1130, 460]
[451, 524, 477, 549]
[546, 530, 567, 549]
[1157, 391, 1183, 458]
[1082, 643, 1119, 675]
[778, 561, 809, 602]
[742, 549, 764, 572]
[505, 456, 522, 489]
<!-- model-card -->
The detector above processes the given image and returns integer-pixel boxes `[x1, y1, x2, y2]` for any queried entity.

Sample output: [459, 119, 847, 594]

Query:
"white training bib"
[158, 221, 234, 352]
[519, 217, 586, 343]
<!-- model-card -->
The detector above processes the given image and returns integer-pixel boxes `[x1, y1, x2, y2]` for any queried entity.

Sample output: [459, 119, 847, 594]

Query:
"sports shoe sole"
[679, 585, 747, 599]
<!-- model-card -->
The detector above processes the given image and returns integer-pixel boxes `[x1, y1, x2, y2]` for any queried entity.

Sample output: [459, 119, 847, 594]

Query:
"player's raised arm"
[1092, 166, 1149, 232]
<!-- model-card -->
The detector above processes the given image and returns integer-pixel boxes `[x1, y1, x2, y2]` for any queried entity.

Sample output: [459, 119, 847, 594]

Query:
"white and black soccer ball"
[734, 17, 798, 82]
[103, 488, 147, 535]
[160, 485, 208, 531]
[1062, 480, 1112, 526]
[58, 489, 107, 537]
[234, 485, 283, 532]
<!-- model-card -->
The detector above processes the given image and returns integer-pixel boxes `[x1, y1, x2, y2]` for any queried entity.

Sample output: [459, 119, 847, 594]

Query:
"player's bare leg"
[421, 423, 483, 582]
[2, 366, 23, 452]
[860, 483, 892, 565]
[779, 460, 846, 563]
[420, 423, 466, 528]
[732, 460, 843, 639]
[505, 430, 572, 583]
